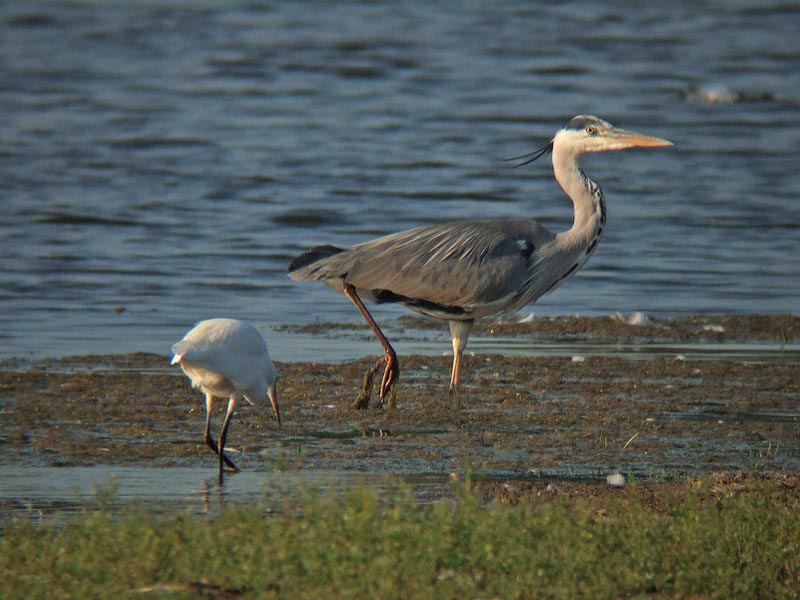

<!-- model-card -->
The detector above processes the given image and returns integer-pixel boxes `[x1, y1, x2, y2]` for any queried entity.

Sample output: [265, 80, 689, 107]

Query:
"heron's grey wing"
[326, 219, 556, 314]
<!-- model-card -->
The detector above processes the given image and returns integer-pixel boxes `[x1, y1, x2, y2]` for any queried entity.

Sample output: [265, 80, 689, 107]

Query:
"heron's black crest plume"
[504, 141, 554, 168]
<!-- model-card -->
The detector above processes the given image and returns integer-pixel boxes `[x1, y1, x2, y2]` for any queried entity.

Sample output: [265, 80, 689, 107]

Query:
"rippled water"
[2, 1, 798, 361]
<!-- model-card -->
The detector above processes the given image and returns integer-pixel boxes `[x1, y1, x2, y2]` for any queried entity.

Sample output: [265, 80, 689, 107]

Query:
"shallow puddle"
[0, 465, 454, 526]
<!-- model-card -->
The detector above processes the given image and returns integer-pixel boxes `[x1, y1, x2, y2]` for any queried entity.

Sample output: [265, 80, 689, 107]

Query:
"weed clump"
[2, 475, 799, 599]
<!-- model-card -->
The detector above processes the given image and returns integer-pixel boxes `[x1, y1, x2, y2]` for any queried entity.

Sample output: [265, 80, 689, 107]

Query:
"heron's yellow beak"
[608, 128, 673, 148]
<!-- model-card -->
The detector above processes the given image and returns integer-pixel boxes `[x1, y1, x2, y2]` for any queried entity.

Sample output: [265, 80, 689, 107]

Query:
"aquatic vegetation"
[2, 475, 798, 599]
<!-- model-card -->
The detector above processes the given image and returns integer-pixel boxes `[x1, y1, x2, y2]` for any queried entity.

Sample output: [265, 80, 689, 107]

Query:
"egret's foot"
[205, 435, 239, 471]
[217, 453, 240, 485]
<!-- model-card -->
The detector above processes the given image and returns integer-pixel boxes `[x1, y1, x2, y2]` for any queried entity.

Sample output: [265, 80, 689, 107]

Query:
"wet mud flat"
[1, 315, 798, 509]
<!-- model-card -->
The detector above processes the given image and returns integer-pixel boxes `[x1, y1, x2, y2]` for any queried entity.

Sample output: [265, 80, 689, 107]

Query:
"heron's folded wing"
[338, 219, 556, 310]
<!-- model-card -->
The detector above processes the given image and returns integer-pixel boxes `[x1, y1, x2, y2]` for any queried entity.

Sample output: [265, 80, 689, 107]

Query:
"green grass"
[2, 478, 799, 599]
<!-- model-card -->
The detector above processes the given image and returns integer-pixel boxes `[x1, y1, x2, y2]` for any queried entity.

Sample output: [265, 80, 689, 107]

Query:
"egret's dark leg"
[203, 393, 238, 473]
[216, 397, 238, 484]
[448, 320, 473, 407]
[343, 283, 398, 408]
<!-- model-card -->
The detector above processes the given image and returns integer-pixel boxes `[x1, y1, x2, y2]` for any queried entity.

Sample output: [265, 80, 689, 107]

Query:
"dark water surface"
[1, 1, 799, 361]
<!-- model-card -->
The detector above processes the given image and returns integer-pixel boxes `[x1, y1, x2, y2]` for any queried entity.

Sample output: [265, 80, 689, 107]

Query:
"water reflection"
[0, 466, 455, 526]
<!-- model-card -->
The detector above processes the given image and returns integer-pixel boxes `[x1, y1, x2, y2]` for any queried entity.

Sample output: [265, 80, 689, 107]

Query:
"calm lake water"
[1, 1, 798, 362]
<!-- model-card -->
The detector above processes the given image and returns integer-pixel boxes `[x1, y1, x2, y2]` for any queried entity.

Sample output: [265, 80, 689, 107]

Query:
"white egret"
[171, 318, 280, 483]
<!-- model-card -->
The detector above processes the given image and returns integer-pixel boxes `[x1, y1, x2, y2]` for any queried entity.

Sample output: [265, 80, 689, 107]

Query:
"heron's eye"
[585, 126, 596, 135]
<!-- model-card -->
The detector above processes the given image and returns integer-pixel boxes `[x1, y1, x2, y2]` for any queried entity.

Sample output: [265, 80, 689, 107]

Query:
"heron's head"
[557, 115, 673, 154]
[506, 115, 672, 168]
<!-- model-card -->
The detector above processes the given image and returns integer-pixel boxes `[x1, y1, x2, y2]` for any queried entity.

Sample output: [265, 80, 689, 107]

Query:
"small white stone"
[606, 472, 626, 487]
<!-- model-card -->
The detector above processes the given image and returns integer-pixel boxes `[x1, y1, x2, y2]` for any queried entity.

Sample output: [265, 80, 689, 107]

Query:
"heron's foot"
[352, 357, 384, 409]
[376, 350, 399, 409]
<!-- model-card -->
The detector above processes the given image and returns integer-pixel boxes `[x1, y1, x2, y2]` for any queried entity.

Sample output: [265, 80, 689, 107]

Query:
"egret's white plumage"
[171, 318, 280, 483]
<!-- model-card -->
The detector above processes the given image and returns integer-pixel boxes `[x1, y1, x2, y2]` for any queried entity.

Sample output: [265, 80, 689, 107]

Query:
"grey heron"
[171, 318, 281, 483]
[288, 115, 672, 407]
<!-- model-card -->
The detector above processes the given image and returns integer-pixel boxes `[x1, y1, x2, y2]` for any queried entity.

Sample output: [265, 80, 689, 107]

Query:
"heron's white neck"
[552, 148, 606, 252]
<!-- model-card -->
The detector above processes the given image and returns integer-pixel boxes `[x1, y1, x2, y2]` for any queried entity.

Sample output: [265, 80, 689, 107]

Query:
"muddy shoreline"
[1, 315, 798, 505]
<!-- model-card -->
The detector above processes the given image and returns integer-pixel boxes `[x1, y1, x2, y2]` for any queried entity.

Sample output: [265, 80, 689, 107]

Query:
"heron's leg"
[448, 320, 473, 405]
[203, 392, 238, 473]
[343, 283, 399, 408]
[217, 397, 239, 484]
